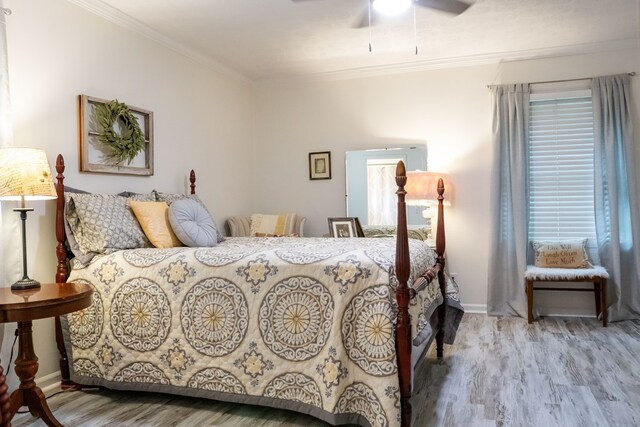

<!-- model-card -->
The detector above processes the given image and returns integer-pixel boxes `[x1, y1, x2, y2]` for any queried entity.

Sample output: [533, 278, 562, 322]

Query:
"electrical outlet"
[449, 272, 459, 285]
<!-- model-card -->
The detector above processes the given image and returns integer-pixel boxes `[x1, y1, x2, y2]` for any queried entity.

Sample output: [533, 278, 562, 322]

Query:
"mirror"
[345, 146, 427, 226]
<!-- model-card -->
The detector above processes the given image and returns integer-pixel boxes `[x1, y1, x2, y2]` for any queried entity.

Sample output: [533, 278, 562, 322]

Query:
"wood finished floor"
[13, 313, 640, 427]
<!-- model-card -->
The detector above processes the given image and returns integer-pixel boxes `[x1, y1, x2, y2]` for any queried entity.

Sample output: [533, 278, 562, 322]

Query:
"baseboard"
[38, 371, 62, 395]
[462, 303, 487, 314]
[461, 303, 597, 318]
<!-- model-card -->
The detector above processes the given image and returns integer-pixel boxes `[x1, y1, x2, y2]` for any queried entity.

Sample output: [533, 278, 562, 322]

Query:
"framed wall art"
[309, 151, 331, 180]
[328, 217, 364, 238]
[78, 94, 154, 176]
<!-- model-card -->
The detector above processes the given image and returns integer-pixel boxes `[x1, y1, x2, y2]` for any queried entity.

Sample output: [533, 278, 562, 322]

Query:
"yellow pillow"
[250, 213, 298, 237]
[532, 240, 592, 268]
[130, 201, 182, 248]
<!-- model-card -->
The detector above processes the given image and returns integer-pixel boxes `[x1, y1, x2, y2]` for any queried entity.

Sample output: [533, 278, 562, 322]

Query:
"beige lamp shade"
[405, 171, 452, 206]
[0, 148, 57, 201]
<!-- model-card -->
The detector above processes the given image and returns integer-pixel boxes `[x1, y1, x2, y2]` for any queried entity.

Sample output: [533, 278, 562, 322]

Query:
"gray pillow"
[67, 193, 153, 261]
[62, 187, 93, 265]
[168, 199, 218, 247]
[155, 191, 225, 242]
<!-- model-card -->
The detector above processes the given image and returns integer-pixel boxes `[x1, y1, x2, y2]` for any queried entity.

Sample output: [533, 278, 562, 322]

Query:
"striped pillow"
[250, 213, 298, 237]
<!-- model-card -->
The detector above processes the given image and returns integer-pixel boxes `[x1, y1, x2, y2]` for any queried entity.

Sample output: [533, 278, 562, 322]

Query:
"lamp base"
[11, 278, 41, 291]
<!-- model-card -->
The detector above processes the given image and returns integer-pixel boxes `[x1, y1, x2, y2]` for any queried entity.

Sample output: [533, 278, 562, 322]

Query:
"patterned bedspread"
[62, 237, 462, 427]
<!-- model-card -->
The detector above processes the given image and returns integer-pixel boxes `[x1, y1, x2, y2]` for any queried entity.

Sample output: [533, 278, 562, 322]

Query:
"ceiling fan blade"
[414, 0, 471, 15]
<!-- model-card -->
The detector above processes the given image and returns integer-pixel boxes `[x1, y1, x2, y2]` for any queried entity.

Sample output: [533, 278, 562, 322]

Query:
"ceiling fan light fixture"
[372, 0, 412, 16]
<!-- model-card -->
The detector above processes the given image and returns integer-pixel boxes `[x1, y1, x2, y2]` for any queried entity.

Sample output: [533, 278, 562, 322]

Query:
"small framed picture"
[309, 151, 331, 180]
[328, 217, 364, 238]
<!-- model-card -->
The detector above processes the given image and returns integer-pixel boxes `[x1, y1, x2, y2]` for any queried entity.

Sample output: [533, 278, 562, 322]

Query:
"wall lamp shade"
[405, 171, 452, 206]
[0, 148, 57, 290]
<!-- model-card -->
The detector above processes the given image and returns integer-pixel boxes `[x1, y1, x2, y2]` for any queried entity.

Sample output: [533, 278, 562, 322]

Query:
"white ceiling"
[71, 0, 640, 80]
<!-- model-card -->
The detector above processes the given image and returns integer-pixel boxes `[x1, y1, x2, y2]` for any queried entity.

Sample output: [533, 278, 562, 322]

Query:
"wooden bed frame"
[51, 154, 447, 427]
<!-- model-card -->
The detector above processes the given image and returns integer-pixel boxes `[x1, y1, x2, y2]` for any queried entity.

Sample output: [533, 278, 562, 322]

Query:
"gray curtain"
[487, 84, 530, 317]
[593, 74, 640, 321]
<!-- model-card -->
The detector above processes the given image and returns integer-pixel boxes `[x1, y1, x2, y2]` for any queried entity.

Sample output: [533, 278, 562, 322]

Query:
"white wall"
[2, 0, 255, 386]
[254, 48, 640, 315]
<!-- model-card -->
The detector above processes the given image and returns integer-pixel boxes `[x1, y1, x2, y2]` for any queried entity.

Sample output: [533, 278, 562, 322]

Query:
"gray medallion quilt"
[62, 237, 462, 427]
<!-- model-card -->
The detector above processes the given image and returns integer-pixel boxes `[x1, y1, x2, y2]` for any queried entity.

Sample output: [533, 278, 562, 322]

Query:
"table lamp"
[0, 147, 57, 290]
[405, 171, 452, 243]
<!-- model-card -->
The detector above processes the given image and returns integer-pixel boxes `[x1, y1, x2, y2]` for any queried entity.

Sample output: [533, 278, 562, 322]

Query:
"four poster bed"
[51, 154, 462, 427]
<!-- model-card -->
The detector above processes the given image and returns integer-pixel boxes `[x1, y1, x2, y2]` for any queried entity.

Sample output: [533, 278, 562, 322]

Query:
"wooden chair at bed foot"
[524, 265, 610, 327]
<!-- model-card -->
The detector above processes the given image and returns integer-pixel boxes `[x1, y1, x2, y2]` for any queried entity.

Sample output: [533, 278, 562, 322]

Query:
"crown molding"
[65, 0, 253, 86]
[64, 0, 640, 85]
[260, 37, 640, 83]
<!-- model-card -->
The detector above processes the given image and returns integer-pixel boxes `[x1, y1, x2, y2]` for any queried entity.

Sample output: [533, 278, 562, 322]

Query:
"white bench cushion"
[525, 265, 609, 281]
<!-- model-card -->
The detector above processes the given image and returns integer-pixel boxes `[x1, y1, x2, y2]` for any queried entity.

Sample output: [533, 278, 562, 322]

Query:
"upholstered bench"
[524, 265, 610, 327]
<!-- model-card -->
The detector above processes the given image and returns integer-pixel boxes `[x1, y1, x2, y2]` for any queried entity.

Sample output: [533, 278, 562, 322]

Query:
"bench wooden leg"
[601, 279, 608, 327]
[526, 280, 534, 324]
[594, 281, 602, 318]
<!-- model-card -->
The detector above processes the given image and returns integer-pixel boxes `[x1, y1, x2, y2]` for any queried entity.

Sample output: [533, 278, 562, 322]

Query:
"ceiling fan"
[293, 0, 472, 28]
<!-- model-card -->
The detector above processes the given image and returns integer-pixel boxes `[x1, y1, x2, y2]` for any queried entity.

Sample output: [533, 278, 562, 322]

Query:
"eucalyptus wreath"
[93, 100, 145, 165]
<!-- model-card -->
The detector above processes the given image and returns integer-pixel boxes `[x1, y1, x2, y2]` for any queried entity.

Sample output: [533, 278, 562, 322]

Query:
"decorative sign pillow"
[130, 201, 182, 248]
[250, 213, 298, 237]
[531, 239, 592, 268]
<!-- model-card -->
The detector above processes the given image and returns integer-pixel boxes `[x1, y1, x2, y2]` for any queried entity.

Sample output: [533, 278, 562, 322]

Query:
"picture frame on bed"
[78, 94, 154, 176]
[309, 151, 331, 180]
[328, 217, 364, 237]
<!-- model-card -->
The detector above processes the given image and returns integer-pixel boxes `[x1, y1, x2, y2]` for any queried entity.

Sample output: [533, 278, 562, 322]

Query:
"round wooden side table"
[0, 282, 93, 427]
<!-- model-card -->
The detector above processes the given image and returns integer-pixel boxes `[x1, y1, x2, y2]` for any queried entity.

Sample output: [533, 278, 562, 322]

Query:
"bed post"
[190, 170, 196, 194]
[394, 161, 412, 427]
[55, 154, 68, 283]
[435, 178, 447, 358]
[54, 154, 72, 385]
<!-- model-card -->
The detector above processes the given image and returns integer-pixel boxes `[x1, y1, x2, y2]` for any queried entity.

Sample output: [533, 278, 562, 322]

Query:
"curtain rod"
[486, 72, 636, 89]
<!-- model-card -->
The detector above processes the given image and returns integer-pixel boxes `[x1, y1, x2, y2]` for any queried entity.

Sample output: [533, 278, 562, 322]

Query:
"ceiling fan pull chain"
[414, 3, 418, 55]
[368, 0, 373, 52]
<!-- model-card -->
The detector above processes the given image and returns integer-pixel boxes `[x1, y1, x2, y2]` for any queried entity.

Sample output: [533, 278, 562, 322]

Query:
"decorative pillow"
[61, 186, 93, 264]
[168, 198, 218, 247]
[531, 239, 592, 268]
[250, 213, 299, 237]
[253, 232, 300, 238]
[130, 201, 182, 248]
[155, 191, 225, 242]
[67, 193, 152, 259]
[362, 225, 431, 241]
[118, 191, 156, 199]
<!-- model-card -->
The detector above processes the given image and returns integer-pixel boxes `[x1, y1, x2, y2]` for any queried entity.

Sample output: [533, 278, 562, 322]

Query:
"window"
[527, 90, 597, 252]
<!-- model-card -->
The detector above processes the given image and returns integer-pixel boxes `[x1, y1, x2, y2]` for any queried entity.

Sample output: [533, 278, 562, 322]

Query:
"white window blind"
[528, 93, 597, 246]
